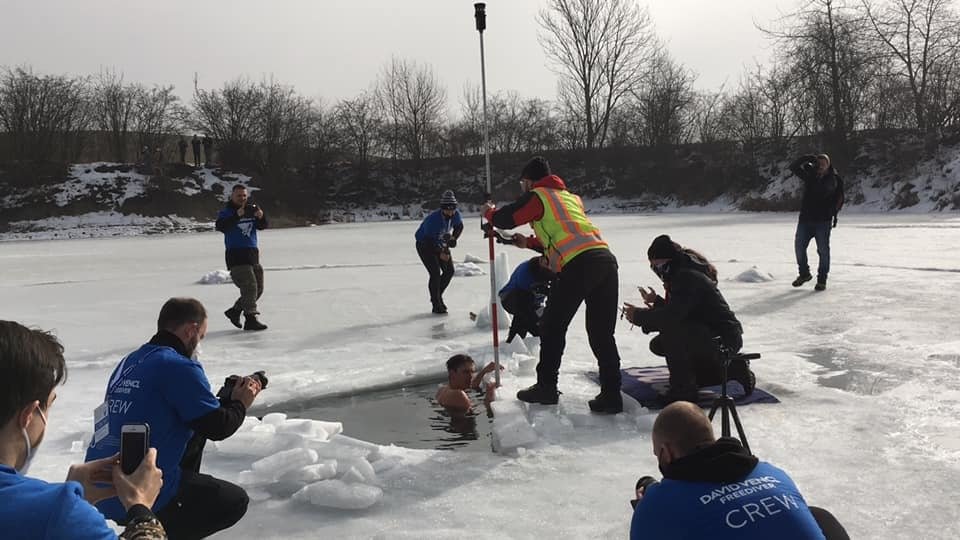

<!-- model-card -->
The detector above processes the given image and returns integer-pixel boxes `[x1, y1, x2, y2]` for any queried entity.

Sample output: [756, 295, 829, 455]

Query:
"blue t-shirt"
[218, 207, 261, 250]
[0, 465, 116, 539]
[414, 209, 463, 246]
[631, 462, 825, 540]
[85, 343, 221, 520]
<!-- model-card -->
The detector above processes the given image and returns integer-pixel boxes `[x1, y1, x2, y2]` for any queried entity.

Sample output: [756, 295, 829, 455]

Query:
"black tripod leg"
[729, 403, 751, 455]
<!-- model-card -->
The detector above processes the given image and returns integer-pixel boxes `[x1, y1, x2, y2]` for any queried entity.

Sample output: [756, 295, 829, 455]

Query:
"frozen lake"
[5, 213, 960, 539]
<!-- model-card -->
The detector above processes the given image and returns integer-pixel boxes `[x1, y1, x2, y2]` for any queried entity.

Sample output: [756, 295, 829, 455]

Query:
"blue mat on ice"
[586, 366, 780, 410]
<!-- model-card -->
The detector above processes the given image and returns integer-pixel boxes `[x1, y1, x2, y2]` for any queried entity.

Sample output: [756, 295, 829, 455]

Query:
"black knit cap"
[647, 234, 682, 260]
[520, 156, 551, 181]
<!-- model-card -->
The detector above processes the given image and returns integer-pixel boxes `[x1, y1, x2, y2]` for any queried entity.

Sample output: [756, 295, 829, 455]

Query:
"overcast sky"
[0, 0, 795, 108]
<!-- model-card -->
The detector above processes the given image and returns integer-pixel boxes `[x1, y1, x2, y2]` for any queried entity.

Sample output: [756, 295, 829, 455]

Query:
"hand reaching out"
[638, 286, 659, 307]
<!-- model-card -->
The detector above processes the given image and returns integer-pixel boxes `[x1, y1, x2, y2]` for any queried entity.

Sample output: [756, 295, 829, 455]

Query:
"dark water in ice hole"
[268, 383, 494, 452]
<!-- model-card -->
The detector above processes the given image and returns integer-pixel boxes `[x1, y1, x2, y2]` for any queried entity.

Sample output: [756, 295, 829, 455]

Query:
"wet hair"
[653, 401, 715, 457]
[157, 298, 207, 333]
[0, 321, 67, 426]
[232, 184, 247, 193]
[446, 354, 475, 373]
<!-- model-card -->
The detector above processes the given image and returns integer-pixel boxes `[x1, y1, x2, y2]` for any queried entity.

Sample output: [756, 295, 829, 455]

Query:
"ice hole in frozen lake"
[263, 383, 494, 452]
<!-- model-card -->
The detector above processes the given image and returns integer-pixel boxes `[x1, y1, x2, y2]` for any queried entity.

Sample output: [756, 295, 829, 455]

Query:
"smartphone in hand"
[120, 423, 150, 475]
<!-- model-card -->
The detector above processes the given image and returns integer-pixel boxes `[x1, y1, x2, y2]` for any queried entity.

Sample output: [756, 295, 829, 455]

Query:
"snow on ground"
[4, 214, 960, 539]
[2, 212, 210, 241]
[733, 265, 776, 283]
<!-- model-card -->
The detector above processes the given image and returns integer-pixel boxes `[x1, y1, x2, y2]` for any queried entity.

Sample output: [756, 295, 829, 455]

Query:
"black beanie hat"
[647, 234, 682, 260]
[520, 156, 551, 181]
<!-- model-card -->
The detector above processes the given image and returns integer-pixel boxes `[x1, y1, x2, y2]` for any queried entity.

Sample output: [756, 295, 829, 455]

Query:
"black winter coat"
[789, 155, 842, 222]
[629, 261, 743, 346]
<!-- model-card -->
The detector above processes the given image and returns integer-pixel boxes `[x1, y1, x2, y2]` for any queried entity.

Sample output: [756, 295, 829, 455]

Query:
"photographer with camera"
[630, 401, 848, 539]
[414, 190, 464, 314]
[499, 256, 555, 343]
[85, 298, 263, 539]
[622, 235, 753, 405]
[789, 153, 844, 291]
[216, 184, 269, 331]
[0, 320, 166, 539]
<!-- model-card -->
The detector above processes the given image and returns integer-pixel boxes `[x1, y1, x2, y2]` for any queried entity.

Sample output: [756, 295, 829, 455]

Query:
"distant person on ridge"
[483, 156, 624, 414]
[217, 185, 269, 331]
[191, 135, 202, 168]
[178, 137, 188, 164]
[788, 153, 844, 291]
[202, 136, 213, 167]
[414, 190, 464, 314]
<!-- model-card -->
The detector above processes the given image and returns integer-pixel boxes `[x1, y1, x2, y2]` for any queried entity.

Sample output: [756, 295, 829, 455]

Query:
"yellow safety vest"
[530, 187, 607, 272]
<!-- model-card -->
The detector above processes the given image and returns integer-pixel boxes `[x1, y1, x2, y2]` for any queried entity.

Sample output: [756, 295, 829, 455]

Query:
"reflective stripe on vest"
[531, 187, 607, 272]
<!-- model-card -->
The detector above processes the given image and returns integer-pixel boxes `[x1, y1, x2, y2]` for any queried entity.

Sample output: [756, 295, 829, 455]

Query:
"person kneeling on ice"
[499, 256, 555, 343]
[436, 354, 499, 410]
[630, 401, 849, 540]
[85, 298, 263, 539]
[415, 190, 464, 314]
[0, 320, 166, 539]
[622, 235, 754, 405]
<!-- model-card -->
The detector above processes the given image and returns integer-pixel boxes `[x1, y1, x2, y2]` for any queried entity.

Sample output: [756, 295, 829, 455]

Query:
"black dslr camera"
[630, 476, 660, 509]
[800, 160, 816, 173]
[216, 370, 268, 401]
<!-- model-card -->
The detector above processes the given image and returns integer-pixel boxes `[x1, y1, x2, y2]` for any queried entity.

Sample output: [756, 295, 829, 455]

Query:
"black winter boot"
[243, 314, 268, 331]
[792, 274, 813, 287]
[516, 383, 560, 405]
[588, 391, 623, 414]
[224, 307, 242, 329]
[729, 358, 756, 396]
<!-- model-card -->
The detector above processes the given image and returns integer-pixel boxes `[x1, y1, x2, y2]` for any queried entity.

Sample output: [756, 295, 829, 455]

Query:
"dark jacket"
[629, 256, 742, 347]
[789, 155, 843, 222]
[215, 201, 268, 268]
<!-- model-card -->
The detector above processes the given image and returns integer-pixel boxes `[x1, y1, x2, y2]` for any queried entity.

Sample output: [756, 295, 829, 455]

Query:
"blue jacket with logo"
[0, 465, 118, 539]
[216, 202, 268, 268]
[631, 438, 825, 540]
[415, 209, 464, 248]
[84, 335, 222, 520]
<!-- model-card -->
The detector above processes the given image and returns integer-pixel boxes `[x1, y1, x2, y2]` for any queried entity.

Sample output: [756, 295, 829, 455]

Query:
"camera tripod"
[707, 344, 760, 455]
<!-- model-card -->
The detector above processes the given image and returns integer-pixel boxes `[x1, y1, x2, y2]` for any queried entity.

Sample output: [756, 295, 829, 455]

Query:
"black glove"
[447, 238, 457, 248]
[832, 215, 838, 228]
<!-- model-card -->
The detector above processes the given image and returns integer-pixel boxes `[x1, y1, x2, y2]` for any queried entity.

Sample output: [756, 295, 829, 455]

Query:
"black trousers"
[500, 289, 541, 342]
[538, 249, 621, 393]
[415, 241, 454, 306]
[649, 321, 743, 395]
[155, 469, 249, 540]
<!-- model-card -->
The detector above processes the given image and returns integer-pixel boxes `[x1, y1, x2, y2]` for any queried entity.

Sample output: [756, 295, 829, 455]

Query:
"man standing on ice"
[484, 156, 623, 414]
[217, 184, 268, 331]
[788, 153, 844, 291]
[414, 190, 464, 314]
[85, 298, 262, 539]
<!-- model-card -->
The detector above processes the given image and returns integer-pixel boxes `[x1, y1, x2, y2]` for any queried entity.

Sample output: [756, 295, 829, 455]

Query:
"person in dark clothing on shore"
[85, 298, 263, 539]
[622, 235, 753, 404]
[216, 185, 268, 331]
[789, 153, 844, 291]
[483, 156, 623, 414]
[630, 401, 848, 540]
[178, 137, 188, 164]
[414, 190, 464, 314]
[498, 256, 554, 343]
[190, 135, 202, 168]
[202, 136, 213, 167]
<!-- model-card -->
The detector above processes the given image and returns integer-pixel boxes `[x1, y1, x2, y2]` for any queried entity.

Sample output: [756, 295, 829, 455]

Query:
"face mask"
[18, 407, 47, 475]
[651, 261, 670, 279]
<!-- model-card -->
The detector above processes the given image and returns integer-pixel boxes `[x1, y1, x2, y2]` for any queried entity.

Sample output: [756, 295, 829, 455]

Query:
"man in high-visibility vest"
[483, 156, 623, 414]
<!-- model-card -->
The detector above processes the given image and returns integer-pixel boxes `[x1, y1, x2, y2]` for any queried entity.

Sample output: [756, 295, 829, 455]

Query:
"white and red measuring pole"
[474, 2, 500, 386]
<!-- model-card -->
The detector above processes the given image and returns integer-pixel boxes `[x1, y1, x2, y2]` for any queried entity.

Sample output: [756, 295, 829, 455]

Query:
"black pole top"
[474, 3, 486, 32]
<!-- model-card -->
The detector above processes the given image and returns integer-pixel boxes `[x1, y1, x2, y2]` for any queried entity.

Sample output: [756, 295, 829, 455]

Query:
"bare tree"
[632, 51, 698, 147]
[133, 85, 183, 160]
[861, 0, 960, 130]
[91, 70, 139, 162]
[193, 78, 263, 168]
[336, 92, 381, 164]
[0, 66, 91, 163]
[258, 80, 313, 170]
[538, 0, 657, 149]
[375, 57, 447, 162]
